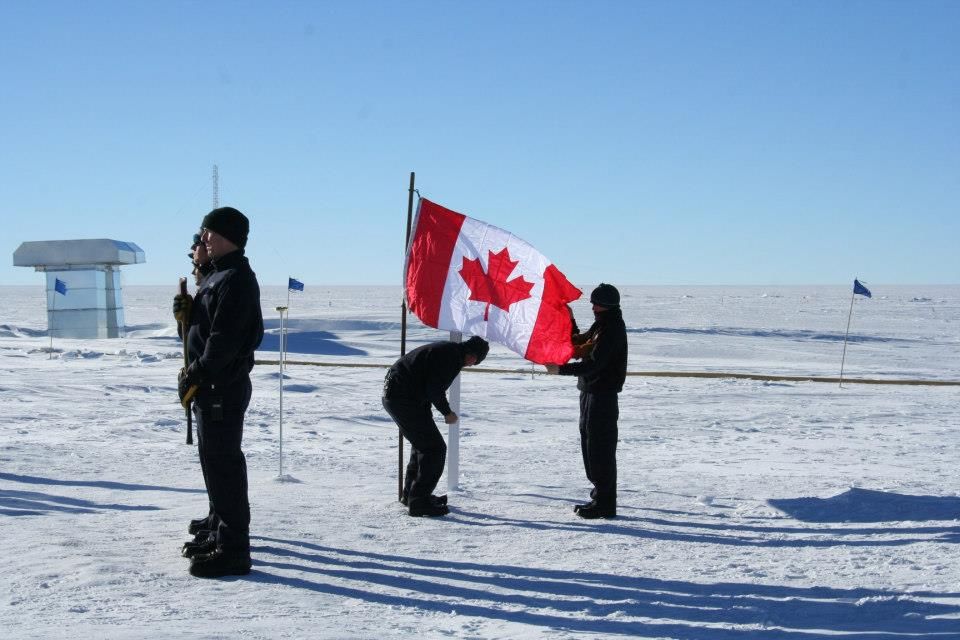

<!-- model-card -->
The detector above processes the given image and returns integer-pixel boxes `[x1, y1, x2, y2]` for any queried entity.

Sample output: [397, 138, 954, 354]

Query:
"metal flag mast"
[399, 172, 415, 501]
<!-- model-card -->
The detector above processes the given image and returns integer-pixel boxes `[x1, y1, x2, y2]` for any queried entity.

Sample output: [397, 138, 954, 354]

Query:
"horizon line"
[2, 282, 959, 288]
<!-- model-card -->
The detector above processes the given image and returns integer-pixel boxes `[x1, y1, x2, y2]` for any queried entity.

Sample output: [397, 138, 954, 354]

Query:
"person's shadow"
[0, 471, 201, 516]
[248, 534, 960, 639]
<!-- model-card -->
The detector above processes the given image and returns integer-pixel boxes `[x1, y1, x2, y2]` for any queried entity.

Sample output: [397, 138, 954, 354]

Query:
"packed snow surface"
[1, 285, 958, 639]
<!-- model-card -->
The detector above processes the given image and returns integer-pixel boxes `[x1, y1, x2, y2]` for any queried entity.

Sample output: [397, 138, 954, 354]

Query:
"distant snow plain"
[1, 284, 958, 639]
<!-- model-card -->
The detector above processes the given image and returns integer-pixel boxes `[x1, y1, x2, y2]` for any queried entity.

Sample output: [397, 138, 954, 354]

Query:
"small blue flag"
[288, 277, 304, 292]
[853, 279, 871, 298]
[54, 278, 68, 296]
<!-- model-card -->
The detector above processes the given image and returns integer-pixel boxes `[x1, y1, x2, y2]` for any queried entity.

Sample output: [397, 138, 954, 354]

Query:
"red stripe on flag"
[524, 264, 582, 365]
[405, 199, 466, 328]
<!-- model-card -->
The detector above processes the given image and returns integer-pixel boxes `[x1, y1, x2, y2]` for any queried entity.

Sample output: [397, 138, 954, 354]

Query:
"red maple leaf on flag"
[459, 248, 535, 321]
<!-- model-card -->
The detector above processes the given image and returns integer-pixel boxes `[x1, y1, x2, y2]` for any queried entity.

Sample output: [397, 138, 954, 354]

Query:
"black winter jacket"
[558, 307, 627, 393]
[385, 341, 470, 416]
[186, 250, 264, 390]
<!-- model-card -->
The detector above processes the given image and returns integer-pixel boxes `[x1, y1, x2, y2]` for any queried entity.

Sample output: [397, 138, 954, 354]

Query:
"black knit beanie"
[590, 283, 620, 308]
[463, 336, 490, 365]
[201, 207, 249, 249]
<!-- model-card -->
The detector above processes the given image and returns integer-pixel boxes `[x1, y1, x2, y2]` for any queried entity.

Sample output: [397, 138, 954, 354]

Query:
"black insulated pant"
[579, 390, 618, 508]
[382, 393, 446, 501]
[195, 379, 251, 550]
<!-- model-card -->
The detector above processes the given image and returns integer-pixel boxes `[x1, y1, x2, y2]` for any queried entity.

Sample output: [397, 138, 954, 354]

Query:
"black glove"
[571, 340, 595, 360]
[178, 364, 202, 408]
[173, 294, 193, 324]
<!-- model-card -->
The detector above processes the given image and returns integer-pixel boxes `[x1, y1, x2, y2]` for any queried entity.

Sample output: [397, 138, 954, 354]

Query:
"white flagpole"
[838, 288, 856, 388]
[276, 305, 288, 478]
[447, 331, 462, 491]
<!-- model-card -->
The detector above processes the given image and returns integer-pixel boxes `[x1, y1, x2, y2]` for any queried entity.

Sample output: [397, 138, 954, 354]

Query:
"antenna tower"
[212, 164, 219, 208]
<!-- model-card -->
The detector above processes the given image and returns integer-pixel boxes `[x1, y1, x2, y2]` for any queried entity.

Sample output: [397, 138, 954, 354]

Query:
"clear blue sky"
[2, 0, 957, 287]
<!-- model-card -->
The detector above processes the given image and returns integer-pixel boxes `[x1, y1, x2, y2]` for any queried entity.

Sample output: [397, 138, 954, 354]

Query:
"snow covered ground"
[1, 284, 958, 639]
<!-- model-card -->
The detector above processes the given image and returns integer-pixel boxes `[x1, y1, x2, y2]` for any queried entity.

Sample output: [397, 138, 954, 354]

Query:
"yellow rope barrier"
[256, 360, 960, 387]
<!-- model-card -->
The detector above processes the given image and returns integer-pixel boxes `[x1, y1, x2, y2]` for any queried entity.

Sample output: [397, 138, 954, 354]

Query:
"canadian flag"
[405, 199, 582, 364]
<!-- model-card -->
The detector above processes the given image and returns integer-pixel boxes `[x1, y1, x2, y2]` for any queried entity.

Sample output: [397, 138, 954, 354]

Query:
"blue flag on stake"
[288, 277, 304, 292]
[853, 279, 871, 298]
[54, 278, 68, 296]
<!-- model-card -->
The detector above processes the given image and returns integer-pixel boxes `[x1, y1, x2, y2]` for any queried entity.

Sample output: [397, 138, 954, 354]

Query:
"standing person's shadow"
[249, 535, 960, 639]
[0, 471, 203, 516]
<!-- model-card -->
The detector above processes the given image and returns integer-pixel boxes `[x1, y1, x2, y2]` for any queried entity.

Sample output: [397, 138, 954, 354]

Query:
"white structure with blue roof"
[13, 239, 146, 339]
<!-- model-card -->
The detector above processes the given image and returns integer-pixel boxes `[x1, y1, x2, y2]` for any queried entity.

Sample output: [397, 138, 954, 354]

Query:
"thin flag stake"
[286, 278, 304, 362]
[840, 278, 871, 388]
[277, 277, 303, 480]
[839, 290, 856, 388]
[399, 171, 415, 501]
[49, 277, 67, 358]
[49, 285, 56, 358]
[276, 305, 288, 478]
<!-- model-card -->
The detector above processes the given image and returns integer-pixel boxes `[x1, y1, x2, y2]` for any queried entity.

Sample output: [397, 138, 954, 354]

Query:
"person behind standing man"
[177, 231, 217, 545]
[189, 231, 214, 287]
[546, 283, 627, 519]
[382, 336, 490, 517]
[173, 206, 264, 577]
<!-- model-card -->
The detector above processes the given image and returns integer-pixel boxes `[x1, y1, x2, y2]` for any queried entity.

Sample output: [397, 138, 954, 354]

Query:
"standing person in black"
[173, 206, 264, 577]
[547, 284, 627, 519]
[383, 336, 489, 517]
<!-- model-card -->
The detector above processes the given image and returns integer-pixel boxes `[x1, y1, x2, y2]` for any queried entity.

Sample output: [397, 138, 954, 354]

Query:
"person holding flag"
[546, 283, 627, 519]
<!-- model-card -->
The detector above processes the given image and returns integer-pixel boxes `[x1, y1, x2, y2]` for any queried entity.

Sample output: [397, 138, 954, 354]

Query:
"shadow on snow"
[0, 472, 199, 517]
[247, 536, 960, 639]
[0, 471, 203, 494]
[631, 327, 909, 344]
[0, 488, 163, 516]
[443, 513, 959, 550]
[768, 488, 960, 523]
[258, 330, 367, 357]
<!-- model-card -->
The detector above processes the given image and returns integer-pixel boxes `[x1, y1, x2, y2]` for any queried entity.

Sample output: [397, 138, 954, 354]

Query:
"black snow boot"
[575, 503, 616, 519]
[408, 497, 449, 517]
[189, 545, 251, 578]
[181, 531, 216, 558]
[574, 499, 596, 513]
[188, 515, 216, 536]
[401, 492, 447, 507]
